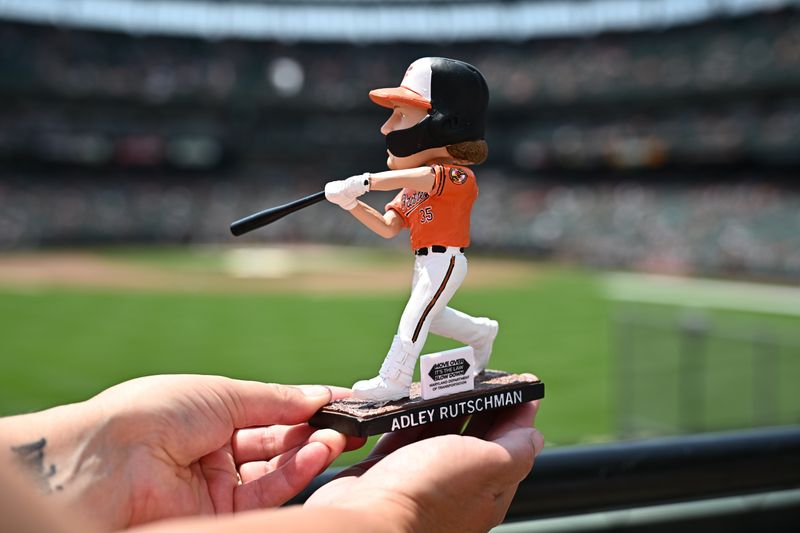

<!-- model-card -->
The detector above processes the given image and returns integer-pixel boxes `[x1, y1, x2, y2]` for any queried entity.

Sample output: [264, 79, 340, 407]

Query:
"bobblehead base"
[309, 371, 544, 438]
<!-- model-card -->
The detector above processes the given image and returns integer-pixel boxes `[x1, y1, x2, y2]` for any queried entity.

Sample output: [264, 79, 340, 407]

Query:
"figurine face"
[381, 104, 446, 170]
[381, 103, 427, 136]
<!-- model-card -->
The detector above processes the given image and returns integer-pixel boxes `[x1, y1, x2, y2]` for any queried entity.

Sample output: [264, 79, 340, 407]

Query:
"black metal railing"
[507, 425, 800, 519]
[290, 425, 800, 524]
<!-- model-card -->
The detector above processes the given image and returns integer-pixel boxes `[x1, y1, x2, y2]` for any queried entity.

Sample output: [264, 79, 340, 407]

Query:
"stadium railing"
[289, 425, 800, 531]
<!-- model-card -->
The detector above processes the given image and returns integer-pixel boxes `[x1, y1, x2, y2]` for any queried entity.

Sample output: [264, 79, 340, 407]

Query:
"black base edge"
[310, 379, 544, 437]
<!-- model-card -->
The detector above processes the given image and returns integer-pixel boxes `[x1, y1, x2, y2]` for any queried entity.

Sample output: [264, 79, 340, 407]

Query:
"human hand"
[305, 390, 544, 533]
[325, 174, 370, 210]
[5, 376, 365, 530]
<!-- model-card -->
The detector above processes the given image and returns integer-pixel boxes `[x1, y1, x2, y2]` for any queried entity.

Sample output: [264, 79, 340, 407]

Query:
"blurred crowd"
[1, 174, 798, 281]
[1, 9, 798, 108]
[480, 11, 800, 107]
[2, 96, 798, 173]
[474, 172, 800, 279]
[1, 7, 799, 281]
[1, 8, 799, 173]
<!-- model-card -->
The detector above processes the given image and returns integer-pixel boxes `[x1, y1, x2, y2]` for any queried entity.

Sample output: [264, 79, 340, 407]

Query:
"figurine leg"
[352, 252, 467, 402]
[430, 308, 499, 375]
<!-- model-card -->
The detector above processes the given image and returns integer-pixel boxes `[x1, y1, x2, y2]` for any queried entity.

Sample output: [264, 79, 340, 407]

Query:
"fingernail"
[311, 428, 343, 440]
[532, 429, 545, 457]
[300, 385, 331, 399]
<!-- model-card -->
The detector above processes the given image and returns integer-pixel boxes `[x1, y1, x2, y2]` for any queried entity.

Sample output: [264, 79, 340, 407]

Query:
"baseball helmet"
[369, 57, 489, 158]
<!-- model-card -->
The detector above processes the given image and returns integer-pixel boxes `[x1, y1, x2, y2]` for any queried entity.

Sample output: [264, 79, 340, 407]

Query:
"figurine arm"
[349, 202, 404, 239]
[367, 166, 435, 193]
[326, 167, 430, 238]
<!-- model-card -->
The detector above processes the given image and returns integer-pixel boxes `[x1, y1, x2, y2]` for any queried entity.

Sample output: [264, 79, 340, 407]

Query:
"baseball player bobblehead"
[324, 58, 498, 402]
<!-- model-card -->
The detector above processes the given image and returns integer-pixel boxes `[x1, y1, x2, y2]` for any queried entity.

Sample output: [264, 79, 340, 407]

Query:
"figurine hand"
[343, 173, 370, 197]
[325, 174, 369, 211]
[305, 393, 544, 532]
[325, 181, 357, 210]
[3, 376, 365, 530]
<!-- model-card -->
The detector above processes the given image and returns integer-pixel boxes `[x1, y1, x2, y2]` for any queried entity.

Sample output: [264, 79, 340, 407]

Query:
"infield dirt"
[0, 245, 537, 294]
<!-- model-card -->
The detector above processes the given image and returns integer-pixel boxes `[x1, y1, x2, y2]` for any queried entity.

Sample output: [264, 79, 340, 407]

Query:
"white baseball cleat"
[353, 335, 416, 402]
[472, 319, 499, 375]
[352, 375, 410, 402]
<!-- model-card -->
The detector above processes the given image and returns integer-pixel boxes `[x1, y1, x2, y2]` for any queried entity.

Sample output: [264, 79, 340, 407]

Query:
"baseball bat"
[230, 190, 326, 236]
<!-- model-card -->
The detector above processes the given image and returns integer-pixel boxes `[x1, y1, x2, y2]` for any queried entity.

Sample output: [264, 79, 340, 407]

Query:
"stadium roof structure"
[0, 0, 797, 42]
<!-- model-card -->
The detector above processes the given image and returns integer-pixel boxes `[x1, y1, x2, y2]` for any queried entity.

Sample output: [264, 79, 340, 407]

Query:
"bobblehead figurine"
[323, 57, 498, 403]
[230, 57, 544, 435]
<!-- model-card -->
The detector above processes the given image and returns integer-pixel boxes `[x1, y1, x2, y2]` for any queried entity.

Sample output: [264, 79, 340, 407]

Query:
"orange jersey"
[385, 164, 478, 250]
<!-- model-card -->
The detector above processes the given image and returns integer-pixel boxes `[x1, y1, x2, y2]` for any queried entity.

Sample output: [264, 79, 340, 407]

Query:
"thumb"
[217, 379, 333, 429]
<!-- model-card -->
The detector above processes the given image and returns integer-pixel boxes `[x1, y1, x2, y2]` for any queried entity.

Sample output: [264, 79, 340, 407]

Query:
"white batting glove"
[343, 173, 370, 197]
[325, 173, 370, 211]
[325, 180, 358, 210]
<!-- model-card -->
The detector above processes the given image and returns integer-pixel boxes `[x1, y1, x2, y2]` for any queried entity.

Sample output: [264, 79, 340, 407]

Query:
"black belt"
[414, 246, 465, 256]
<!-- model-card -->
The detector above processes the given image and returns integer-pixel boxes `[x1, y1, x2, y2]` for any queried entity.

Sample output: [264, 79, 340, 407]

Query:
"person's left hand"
[69, 376, 364, 529]
[305, 392, 544, 532]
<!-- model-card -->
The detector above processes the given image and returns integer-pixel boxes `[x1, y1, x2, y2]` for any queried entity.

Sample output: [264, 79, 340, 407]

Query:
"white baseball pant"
[391, 247, 494, 371]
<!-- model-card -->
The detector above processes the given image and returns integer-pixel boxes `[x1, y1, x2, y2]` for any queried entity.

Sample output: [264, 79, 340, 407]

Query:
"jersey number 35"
[419, 206, 434, 224]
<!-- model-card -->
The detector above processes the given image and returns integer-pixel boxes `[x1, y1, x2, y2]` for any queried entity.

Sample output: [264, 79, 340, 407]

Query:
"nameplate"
[310, 371, 545, 437]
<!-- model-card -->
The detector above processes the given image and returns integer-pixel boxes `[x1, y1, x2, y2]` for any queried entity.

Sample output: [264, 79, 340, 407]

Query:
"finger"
[239, 452, 295, 483]
[326, 386, 356, 402]
[235, 429, 346, 510]
[239, 429, 348, 483]
[236, 442, 329, 509]
[232, 424, 315, 465]
[369, 415, 468, 458]
[238, 444, 305, 483]
[198, 447, 238, 514]
[532, 428, 545, 458]
[463, 399, 539, 440]
[296, 385, 352, 402]
[232, 385, 367, 464]
[483, 400, 540, 442]
[346, 415, 467, 480]
[140, 377, 335, 467]
[343, 435, 368, 452]
[215, 379, 333, 428]
[483, 426, 541, 487]
[461, 410, 495, 439]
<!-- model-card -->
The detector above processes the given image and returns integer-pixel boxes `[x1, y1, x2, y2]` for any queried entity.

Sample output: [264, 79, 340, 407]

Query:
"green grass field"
[1, 246, 797, 464]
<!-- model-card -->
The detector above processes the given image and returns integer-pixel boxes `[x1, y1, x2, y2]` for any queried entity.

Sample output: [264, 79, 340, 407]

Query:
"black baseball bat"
[230, 190, 326, 236]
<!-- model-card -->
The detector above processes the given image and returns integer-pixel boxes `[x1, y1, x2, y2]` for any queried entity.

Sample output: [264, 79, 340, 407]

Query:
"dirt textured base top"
[309, 371, 544, 437]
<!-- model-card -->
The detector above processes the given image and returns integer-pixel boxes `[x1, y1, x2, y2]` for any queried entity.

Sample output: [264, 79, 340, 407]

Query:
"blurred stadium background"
[1, 0, 799, 488]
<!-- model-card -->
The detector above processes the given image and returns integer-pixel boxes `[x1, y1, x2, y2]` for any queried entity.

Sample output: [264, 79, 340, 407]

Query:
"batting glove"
[325, 180, 358, 210]
[325, 173, 370, 211]
[343, 173, 370, 197]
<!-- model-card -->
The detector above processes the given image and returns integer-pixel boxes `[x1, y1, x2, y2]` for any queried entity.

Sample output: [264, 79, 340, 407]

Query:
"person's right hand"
[1, 375, 366, 531]
[305, 392, 544, 533]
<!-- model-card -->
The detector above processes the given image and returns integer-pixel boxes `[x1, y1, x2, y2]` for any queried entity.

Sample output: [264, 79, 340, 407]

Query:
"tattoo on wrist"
[11, 438, 62, 493]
